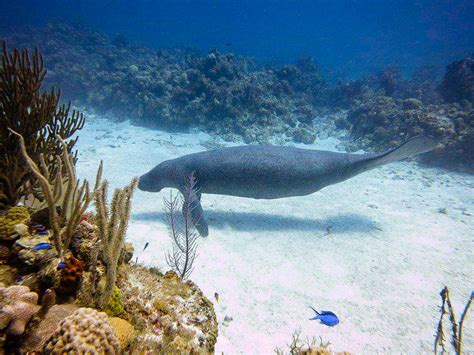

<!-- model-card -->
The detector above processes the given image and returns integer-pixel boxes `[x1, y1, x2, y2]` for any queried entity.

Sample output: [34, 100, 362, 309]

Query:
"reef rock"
[119, 265, 218, 352]
[0, 265, 16, 286]
[13, 233, 56, 268]
[20, 303, 80, 352]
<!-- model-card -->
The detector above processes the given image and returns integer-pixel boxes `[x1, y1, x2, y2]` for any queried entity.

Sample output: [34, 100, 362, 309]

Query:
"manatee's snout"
[138, 166, 166, 192]
[137, 175, 147, 191]
[138, 172, 159, 192]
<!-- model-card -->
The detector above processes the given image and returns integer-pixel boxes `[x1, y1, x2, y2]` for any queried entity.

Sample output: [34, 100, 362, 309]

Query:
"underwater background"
[0, 0, 473, 353]
[2, 0, 474, 77]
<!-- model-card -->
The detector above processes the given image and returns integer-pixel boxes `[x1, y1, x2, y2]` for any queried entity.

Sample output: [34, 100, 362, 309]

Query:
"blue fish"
[57, 261, 68, 270]
[31, 242, 52, 251]
[36, 230, 49, 235]
[308, 306, 339, 326]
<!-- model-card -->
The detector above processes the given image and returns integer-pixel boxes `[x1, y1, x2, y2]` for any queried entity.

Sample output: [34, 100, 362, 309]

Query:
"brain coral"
[108, 317, 136, 350]
[43, 307, 120, 354]
[0, 206, 30, 240]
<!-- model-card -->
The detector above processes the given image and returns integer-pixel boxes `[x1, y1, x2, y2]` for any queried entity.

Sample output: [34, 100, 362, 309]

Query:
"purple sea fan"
[164, 171, 200, 280]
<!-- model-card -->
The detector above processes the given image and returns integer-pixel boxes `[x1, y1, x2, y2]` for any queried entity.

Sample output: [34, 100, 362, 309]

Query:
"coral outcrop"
[57, 256, 84, 296]
[345, 94, 474, 171]
[5, 23, 474, 172]
[440, 54, 474, 103]
[43, 307, 121, 353]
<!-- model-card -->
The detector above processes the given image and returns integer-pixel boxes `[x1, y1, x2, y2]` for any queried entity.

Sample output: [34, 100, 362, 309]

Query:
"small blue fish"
[36, 230, 49, 235]
[57, 261, 68, 270]
[31, 242, 52, 251]
[308, 307, 339, 326]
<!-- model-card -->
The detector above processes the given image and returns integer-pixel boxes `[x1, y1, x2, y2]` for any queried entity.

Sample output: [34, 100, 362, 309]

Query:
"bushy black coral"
[0, 41, 84, 207]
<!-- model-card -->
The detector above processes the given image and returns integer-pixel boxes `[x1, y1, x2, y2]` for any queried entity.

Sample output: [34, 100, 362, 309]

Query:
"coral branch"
[8, 128, 63, 259]
[94, 177, 138, 308]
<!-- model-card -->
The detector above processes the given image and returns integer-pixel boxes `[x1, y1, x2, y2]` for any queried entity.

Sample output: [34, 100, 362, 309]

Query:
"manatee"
[138, 136, 439, 236]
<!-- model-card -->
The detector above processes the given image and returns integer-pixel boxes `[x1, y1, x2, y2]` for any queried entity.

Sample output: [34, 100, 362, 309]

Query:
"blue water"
[1, 0, 473, 78]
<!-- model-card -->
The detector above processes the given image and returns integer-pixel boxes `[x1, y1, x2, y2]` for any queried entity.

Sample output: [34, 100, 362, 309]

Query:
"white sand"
[75, 112, 473, 353]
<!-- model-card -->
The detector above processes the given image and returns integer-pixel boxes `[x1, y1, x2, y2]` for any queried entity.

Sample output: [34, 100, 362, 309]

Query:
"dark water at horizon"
[1, 0, 473, 78]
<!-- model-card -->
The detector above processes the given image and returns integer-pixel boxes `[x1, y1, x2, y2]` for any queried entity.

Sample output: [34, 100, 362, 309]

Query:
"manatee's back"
[175, 145, 360, 199]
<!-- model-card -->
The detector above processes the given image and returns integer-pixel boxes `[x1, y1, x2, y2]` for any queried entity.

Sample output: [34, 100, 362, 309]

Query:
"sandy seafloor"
[74, 112, 473, 353]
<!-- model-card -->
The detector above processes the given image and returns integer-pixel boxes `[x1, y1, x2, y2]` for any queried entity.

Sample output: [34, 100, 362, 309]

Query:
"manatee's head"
[138, 160, 178, 192]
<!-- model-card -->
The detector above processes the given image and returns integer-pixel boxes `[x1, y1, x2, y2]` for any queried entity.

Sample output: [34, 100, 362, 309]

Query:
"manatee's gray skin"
[139, 136, 438, 237]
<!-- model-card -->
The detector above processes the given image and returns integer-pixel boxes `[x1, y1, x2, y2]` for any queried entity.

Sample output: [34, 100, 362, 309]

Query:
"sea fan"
[164, 171, 200, 279]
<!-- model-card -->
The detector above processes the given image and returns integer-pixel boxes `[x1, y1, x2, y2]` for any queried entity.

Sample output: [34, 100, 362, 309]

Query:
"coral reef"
[14, 232, 56, 268]
[275, 329, 350, 355]
[0, 37, 219, 354]
[103, 286, 124, 317]
[43, 307, 121, 353]
[9, 128, 100, 259]
[4, 23, 322, 144]
[20, 303, 80, 351]
[5, 23, 474, 172]
[5, 23, 474, 171]
[57, 256, 84, 296]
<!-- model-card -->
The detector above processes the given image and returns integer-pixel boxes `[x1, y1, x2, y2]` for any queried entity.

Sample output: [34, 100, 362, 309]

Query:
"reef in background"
[3, 23, 473, 172]
[3, 23, 324, 145]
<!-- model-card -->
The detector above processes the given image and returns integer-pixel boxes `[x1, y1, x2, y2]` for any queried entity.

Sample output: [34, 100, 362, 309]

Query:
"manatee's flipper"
[364, 135, 439, 170]
[182, 191, 209, 237]
[191, 194, 209, 237]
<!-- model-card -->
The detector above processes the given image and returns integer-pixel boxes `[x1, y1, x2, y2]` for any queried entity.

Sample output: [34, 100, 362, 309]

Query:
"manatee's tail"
[364, 135, 440, 170]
